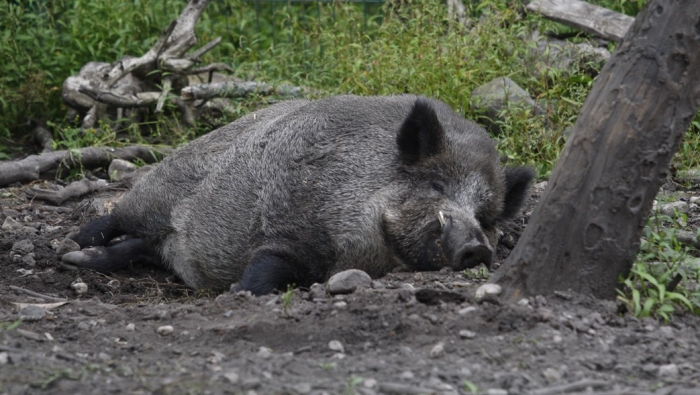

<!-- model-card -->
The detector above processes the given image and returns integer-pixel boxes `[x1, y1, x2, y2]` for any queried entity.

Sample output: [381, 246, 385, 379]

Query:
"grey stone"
[291, 382, 312, 394]
[429, 342, 445, 358]
[19, 305, 46, 321]
[223, 371, 239, 384]
[108, 158, 138, 181]
[328, 340, 345, 354]
[2, 217, 21, 231]
[21, 254, 36, 266]
[674, 230, 699, 248]
[257, 346, 273, 359]
[660, 201, 689, 216]
[658, 363, 679, 379]
[475, 283, 502, 299]
[326, 269, 371, 295]
[56, 238, 81, 255]
[11, 239, 34, 254]
[471, 77, 539, 133]
[156, 325, 174, 336]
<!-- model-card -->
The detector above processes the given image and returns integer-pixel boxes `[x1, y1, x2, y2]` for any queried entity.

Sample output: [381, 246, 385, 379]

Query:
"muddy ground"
[1, 177, 700, 395]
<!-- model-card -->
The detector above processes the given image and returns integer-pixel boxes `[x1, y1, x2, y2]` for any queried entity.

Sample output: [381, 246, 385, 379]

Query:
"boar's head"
[382, 98, 534, 272]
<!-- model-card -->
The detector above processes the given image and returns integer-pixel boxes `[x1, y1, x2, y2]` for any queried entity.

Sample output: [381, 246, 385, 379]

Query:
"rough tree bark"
[492, 0, 700, 300]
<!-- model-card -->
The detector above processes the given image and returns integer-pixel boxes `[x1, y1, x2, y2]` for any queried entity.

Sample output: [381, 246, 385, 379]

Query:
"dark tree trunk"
[492, 0, 700, 300]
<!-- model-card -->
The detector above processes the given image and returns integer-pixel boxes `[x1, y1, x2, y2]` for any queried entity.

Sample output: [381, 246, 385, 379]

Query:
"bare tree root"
[27, 178, 110, 206]
[0, 146, 171, 187]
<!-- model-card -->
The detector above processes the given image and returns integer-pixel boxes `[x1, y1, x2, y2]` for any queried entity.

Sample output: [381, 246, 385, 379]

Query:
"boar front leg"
[233, 253, 297, 296]
[61, 238, 162, 273]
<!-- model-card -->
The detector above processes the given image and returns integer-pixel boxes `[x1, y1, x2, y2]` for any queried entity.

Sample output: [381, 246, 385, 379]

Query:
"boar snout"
[439, 211, 494, 270]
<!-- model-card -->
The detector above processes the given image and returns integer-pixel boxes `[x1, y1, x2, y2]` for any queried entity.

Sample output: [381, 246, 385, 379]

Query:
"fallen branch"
[105, 21, 178, 88]
[28, 178, 110, 205]
[188, 63, 235, 77]
[0, 145, 171, 187]
[526, 0, 634, 41]
[181, 81, 305, 101]
[9, 285, 68, 302]
[29, 119, 54, 153]
[187, 37, 222, 61]
[78, 86, 159, 108]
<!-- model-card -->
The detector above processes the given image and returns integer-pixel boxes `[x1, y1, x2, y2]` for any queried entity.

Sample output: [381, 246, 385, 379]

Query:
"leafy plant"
[618, 211, 700, 321]
[464, 266, 490, 281]
[464, 379, 479, 394]
[0, 319, 22, 332]
[282, 284, 295, 314]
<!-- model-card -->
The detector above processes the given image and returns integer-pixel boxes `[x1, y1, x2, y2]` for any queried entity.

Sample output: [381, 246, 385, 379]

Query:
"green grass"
[618, 212, 700, 322]
[4, 0, 694, 178]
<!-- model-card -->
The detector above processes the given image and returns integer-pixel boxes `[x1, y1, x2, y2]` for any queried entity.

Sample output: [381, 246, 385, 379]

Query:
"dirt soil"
[1, 179, 700, 395]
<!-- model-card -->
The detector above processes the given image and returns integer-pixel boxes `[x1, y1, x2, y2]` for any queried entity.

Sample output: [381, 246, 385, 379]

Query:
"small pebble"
[126, 323, 136, 332]
[328, 340, 345, 353]
[291, 382, 312, 394]
[11, 239, 34, 254]
[0, 352, 8, 365]
[157, 325, 174, 336]
[475, 283, 502, 299]
[363, 378, 378, 388]
[56, 238, 81, 255]
[543, 367, 562, 382]
[459, 330, 476, 339]
[257, 347, 273, 359]
[429, 342, 445, 358]
[486, 389, 508, 395]
[326, 269, 371, 295]
[71, 281, 88, 296]
[223, 371, 239, 384]
[21, 254, 36, 266]
[458, 306, 478, 315]
[658, 363, 679, 379]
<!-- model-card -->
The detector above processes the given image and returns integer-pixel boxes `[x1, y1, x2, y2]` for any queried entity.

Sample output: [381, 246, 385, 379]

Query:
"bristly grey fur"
[75, 95, 533, 292]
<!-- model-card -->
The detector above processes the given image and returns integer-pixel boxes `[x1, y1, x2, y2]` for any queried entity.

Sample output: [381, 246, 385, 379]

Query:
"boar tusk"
[438, 211, 447, 228]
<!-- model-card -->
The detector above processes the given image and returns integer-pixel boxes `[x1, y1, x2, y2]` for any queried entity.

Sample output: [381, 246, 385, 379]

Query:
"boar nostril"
[455, 243, 493, 270]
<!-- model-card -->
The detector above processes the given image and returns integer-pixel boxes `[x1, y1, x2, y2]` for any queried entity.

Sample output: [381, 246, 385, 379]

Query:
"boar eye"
[430, 181, 447, 195]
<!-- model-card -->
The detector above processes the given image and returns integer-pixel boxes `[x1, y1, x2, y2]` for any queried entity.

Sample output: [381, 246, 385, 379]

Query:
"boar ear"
[397, 98, 445, 163]
[501, 167, 535, 220]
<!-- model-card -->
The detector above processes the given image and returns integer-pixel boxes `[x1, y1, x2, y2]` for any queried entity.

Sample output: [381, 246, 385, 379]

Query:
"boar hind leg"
[69, 214, 124, 248]
[234, 254, 296, 296]
[61, 238, 161, 274]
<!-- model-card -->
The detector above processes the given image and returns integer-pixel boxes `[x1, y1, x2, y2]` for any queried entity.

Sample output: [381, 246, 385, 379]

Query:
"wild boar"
[63, 95, 534, 295]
